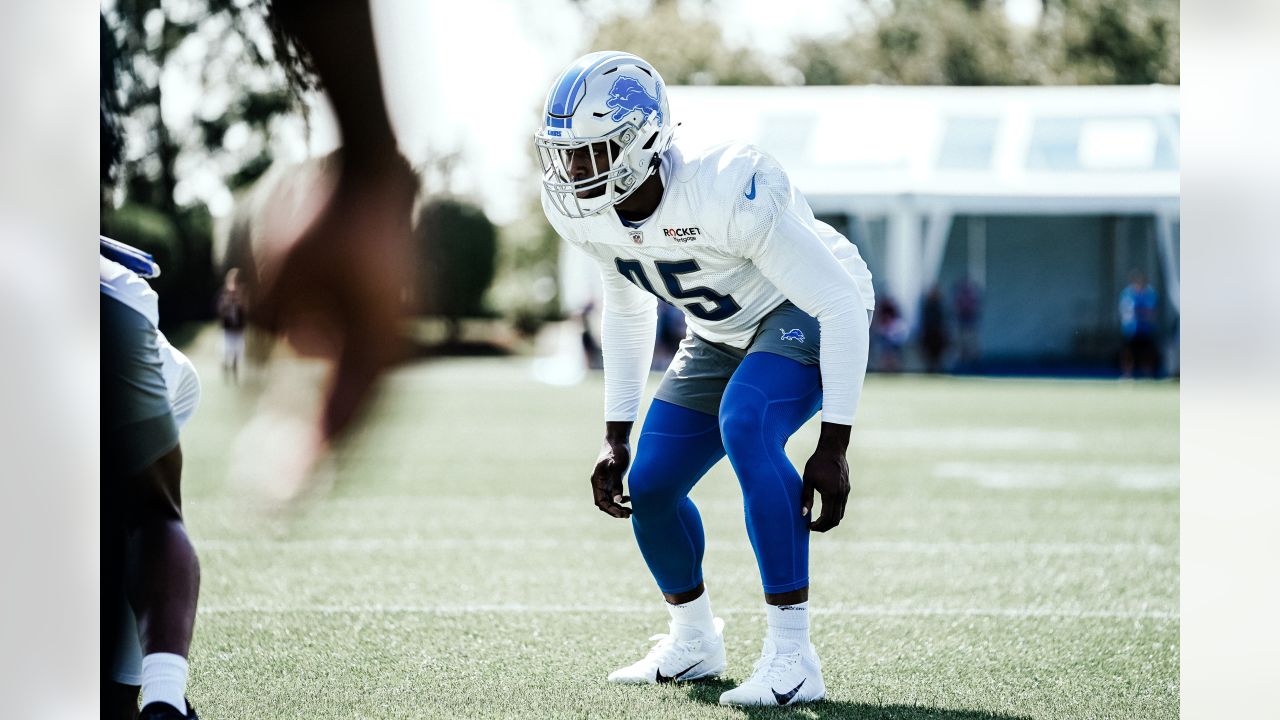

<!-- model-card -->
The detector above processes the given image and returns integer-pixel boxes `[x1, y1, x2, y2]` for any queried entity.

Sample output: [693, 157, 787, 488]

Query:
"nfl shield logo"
[629, 230, 644, 245]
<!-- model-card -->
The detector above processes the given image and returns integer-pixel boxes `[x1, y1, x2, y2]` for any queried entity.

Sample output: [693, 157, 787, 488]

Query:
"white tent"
[667, 84, 1180, 328]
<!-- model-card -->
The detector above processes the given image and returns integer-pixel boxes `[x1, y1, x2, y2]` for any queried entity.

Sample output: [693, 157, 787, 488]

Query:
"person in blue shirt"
[1119, 270, 1159, 378]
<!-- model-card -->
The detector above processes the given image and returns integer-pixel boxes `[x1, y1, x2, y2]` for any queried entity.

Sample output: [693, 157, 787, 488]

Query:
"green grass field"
[177, 328, 1178, 719]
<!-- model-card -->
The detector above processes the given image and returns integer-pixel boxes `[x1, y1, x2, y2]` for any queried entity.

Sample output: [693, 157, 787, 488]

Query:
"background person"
[953, 274, 982, 369]
[1119, 269, 1159, 378]
[920, 285, 949, 373]
[216, 268, 247, 382]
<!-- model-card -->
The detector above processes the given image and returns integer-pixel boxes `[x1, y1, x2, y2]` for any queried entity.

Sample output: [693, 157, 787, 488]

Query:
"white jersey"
[543, 139, 875, 425]
[100, 256, 202, 429]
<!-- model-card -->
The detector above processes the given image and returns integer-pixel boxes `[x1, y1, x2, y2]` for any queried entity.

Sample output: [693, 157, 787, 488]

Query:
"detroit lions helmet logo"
[780, 328, 806, 343]
[605, 76, 663, 124]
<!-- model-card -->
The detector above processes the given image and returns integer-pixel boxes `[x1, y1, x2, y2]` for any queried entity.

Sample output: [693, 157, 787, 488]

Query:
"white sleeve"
[598, 260, 657, 422]
[156, 332, 202, 430]
[543, 193, 657, 422]
[732, 165, 870, 426]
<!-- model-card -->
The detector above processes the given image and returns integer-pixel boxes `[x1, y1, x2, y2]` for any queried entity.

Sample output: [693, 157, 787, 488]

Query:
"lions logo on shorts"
[780, 328, 806, 343]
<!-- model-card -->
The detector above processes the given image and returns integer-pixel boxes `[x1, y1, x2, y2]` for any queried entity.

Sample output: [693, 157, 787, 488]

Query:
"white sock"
[766, 601, 810, 653]
[140, 653, 188, 714]
[667, 591, 716, 639]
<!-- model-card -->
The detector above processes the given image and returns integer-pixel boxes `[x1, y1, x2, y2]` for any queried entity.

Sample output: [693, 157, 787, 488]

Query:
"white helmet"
[535, 51, 674, 218]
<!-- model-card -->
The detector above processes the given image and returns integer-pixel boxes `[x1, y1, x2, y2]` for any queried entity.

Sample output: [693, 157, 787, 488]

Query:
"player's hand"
[253, 153, 418, 443]
[590, 423, 633, 518]
[801, 422, 852, 532]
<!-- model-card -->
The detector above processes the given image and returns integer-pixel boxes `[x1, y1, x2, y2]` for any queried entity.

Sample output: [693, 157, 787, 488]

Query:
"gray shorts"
[102, 294, 179, 477]
[655, 301, 824, 417]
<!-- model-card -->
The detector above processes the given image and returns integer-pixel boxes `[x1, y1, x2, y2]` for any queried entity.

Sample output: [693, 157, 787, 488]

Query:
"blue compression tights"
[628, 352, 823, 595]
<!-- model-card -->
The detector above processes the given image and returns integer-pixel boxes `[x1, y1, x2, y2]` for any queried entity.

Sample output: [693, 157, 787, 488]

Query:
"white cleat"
[718, 638, 826, 706]
[607, 617, 726, 684]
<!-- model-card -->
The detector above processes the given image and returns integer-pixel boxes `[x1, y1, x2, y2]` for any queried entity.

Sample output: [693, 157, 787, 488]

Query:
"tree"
[102, 0, 306, 325]
[102, 13, 125, 191]
[1039, 0, 1179, 84]
[585, 1, 779, 85]
[790, 0, 1042, 86]
[415, 198, 500, 340]
[787, 0, 1177, 87]
[101, 203, 183, 298]
[105, 0, 303, 211]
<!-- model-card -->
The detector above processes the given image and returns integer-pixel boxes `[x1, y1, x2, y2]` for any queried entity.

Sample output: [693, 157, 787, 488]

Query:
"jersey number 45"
[615, 258, 741, 321]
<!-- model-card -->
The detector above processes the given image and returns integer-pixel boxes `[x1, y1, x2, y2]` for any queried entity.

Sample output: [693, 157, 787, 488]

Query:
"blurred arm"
[270, 0, 397, 165]
[253, 1, 418, 443]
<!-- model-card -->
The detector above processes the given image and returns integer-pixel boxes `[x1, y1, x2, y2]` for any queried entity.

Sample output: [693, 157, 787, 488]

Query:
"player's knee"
[626, 467, 668, 515]
[626, 455, 684, 515]
[718, 395, 767, 456]
[135, 517, 201, 582]
[125, 445, 184, 526]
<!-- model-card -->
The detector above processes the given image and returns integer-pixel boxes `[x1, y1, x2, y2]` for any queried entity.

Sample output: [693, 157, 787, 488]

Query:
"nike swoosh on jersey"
[772, 678, 806, 705]
[655, 659, 704, 684]
[744, 173, 757, 200]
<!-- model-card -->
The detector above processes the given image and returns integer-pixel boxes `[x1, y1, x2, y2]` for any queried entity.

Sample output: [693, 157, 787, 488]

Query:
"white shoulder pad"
[721, 149, 791, 257]
[672, 141, 788, 251]
[671, 139, 757, 185]
[100, 256, 159, 328]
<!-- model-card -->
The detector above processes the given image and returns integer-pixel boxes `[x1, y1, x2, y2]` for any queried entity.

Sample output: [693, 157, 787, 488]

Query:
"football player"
[535, 52, 875, 706]
[102, 240, 201, 720]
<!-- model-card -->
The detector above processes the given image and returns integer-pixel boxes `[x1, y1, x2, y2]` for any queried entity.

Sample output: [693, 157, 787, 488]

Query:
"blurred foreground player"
[254, 0, 417, 444]
[536, 52, 875, 706]
[101, 241, 201, 720]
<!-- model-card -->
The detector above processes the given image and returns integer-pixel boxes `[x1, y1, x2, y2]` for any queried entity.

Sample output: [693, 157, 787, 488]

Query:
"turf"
[176, 328, 1178, 719]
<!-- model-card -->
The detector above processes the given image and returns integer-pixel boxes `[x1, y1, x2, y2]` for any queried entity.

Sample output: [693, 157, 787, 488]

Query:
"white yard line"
[196, 537, 1176, 556]
[194, 492, 1178, 507]
[197, 603, 1178, 621]
[855, 428, 1082, 451]
[933, 461, 1180, 490]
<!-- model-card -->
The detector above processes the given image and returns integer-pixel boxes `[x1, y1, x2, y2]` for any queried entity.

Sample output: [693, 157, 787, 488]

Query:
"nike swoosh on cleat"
[772, 678, 806, 705]
[744, 173, 757, 200]
[655, 659, 704, 684]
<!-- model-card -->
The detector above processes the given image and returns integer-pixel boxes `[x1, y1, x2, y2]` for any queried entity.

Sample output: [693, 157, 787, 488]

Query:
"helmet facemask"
[536, 114, 660, 219]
